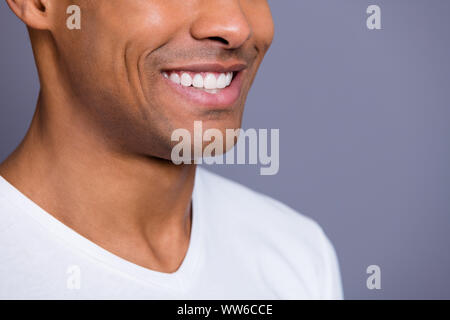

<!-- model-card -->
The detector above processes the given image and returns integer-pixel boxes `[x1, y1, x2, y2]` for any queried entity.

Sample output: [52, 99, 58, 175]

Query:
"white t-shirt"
[0, 167, 343, 299]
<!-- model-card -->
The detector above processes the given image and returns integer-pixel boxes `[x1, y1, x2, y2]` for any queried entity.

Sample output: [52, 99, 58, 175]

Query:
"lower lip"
[162, 71, 244, 109]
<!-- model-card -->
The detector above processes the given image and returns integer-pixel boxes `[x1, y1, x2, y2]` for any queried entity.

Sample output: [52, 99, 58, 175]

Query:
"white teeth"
[165, 71, 234, 92]
[169, 73, 180, 84]
[216, 73, 227, 89]
[192, 74, 204, 88]
[226, 72, 233, 86]
[204, 73, 217, 90]
[180, 73, 193, 87]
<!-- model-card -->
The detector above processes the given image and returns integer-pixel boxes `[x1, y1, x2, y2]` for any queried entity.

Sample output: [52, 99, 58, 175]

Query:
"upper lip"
[162, 62, 248, 73]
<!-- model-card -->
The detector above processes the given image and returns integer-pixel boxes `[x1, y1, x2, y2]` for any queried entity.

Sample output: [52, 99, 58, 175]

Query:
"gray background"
[1, 0, 449, 299]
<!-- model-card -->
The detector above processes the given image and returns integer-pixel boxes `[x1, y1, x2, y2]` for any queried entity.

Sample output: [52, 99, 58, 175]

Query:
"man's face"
[53, 0, 274, 159]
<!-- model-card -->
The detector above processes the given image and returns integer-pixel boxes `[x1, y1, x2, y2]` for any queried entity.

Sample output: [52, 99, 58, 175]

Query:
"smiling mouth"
[160, 63, 247, 108]
[163, 71, 235, 94]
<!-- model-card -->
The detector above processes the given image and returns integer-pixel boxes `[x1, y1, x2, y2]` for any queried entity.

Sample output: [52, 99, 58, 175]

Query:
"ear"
[6, 0, 51, 30]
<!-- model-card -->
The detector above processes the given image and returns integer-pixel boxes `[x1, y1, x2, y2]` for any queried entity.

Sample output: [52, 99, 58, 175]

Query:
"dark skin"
[1, 0, 274, 272]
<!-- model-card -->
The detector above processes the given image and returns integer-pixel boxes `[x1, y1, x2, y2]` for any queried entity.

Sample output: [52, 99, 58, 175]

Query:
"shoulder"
[196, 167, 343, 299]
[197, 167, 326, 239]
[0, 176, 24, 233]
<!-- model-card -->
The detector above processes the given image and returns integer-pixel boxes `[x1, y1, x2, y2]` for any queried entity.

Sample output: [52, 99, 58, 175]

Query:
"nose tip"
[190, 1, 252, 49]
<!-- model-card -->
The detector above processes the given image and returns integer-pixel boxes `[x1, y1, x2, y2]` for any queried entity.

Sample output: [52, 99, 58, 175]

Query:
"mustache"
[152, 44, 258, 66]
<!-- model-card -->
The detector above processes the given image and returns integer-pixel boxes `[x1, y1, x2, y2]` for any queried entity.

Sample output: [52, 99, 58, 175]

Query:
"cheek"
[53, 2, 187, 107]
[243, 1, 275, 52]
[91, 2, 183, 53]
[56, 1, 184, 69]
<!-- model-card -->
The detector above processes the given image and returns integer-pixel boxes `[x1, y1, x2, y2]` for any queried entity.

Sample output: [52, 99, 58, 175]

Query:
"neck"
[0, 90, 197, 273]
